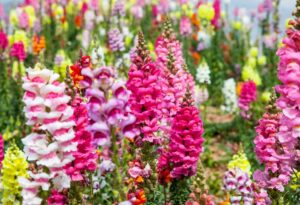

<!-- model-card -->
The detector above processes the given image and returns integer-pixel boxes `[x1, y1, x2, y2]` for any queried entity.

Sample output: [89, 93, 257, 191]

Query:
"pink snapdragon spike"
[0, 30, 8, 50]
[126, 32, 162, 145]
[108, 28, 125, 52]
[19, 11, 29, 29]
[64, 96, 98, 181]
[155, 19, 195, 105]
[180, 16, 192, 36]
[211, 0, 221, 28]
[21, 67, 77, 203]
[168, 91, 204, 179]
[10, 41, 26, 61]
[223, 168, 254, 205]
[253, 187, 271, 205]
[47, 190, 67, 205]
[112, 0, 125, 17]
[0, 134, 3, 169]
[253, 106, 292, 192]
[238, 81, 257, 119]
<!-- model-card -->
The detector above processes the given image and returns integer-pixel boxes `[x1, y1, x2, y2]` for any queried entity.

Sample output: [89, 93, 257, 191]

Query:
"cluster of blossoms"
[223, 153, 253, 205]
[108, 28, 125, 52]
[224, 152, 271, 205]
[196, 60, 211, 85]
[221, 78, 238, 113]
[275, 20, 300, 169]
[238, 80, 257, 119]
[0, 30, 8, 50]
[112, 0, 126, 17]
[78, 55, 135, 178]
[127, 32, 162, 145]
[158, 92, 204, 180]
[180, 16, 192, 36]
[20, 67, 77, 204]
[0, 134, 3, 168]
[253, 108, 292, 191]
[1, 143, 28, 204]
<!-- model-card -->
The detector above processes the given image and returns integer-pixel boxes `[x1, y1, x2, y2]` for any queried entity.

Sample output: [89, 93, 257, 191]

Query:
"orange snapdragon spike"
[133, 190, 147, 205]
[32, 35, 46, 55]
[236, 82, 243, 96]
[75, 15, 82, 28]
[135, 175, 144, 183]
[70, 64, 84, 87]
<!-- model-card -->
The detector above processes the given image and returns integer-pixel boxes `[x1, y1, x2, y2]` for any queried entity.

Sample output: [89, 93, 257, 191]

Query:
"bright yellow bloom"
[249, 47, 259, 58]
[242, 65, 262, 86]
[232, 21, 242, 30]
[198, 3, 215, 21]
[258, 56, 267, 66]
[261, 91, 271, 103]
[1, 143, 28, 205]
[228, 152, 251, 175]
[54, 50, 72, 79]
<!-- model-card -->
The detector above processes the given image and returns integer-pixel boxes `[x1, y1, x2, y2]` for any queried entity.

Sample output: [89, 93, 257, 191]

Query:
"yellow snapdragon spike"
[1, 143, 28, 205]
[9, 10, 18, 26]
[258, 56, 267, 66]
[198, 4, 215, 21]
[261, 91, 271, 103]
[242, 65, 262, 86]
[232, 21, 242, 30]
[249, 47, 259, 58]
[228, 152, 251, 175]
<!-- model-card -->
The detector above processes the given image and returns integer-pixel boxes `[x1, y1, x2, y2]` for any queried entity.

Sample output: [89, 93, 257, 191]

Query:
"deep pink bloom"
[162, 100, 204, 179]
[10, 42, 26, 61]
[238, 81, 257, 119]
[211, 0, 221, 28]
[64, 96, 98, 181]
[126, 44, 163, 145]
[47, 190, 67, 205]
[0, 30, 8, 50]
[0, 134, 3, 169]
[180, 16, 192, 36]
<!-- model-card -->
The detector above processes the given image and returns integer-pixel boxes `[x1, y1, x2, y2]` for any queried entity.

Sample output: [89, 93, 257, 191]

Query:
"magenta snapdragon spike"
[21, 67, 77, 203]
[253, 107, 292, 192]
[0, 134, 3, 169]
[108, 28, 125, 52]
[223, 168, 254, 205]
[238, 81, 257, 119]
[0, 30, 8, 50]
[64, 96, 98, 181]
[211, 0, 221, 28]
[47, 190, 67, 205]
[10, 41, 26, 61]
[168, 92, 204, 179]
[112, 0, 125, 17]
[179, 16, 192, 36]
[158, 91, 204, 180]
[126, 32, 162, 145]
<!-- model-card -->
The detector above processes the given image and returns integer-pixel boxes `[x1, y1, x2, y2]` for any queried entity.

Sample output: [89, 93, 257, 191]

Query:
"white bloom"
[221, 78, 238, 113]
[99, 160, 116, 174]
[91, 46, 105, 65]
[52, 172, 71, 191]
[196, 61, 211, 84]
[195, 85, 209, 105]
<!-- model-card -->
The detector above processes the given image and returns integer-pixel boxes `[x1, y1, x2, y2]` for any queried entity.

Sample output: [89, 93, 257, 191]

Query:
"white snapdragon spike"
[21, 67, 77, 204]
[91, 46, 105, 65]
[196, 61, 211, 84]
[195, 85, 209, 105]
[221, 78, 238, 113]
